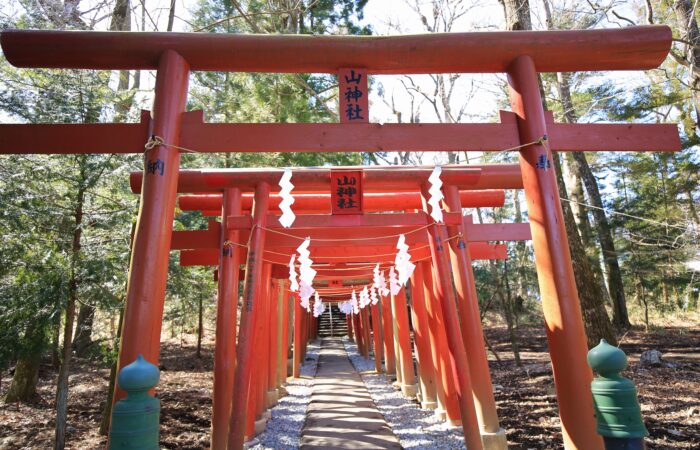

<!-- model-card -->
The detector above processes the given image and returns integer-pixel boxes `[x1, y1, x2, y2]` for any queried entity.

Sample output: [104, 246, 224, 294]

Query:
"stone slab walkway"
[300, 338, 402, 449]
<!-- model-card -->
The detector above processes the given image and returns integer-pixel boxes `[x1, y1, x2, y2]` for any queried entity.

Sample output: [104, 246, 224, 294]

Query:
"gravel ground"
[247, 339, 321, 450]
[344, 339, 466, 449]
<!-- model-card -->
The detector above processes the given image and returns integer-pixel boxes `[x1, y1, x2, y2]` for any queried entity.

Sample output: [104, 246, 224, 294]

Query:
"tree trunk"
[99, 307, 124, 435]
[4, 355, 40, 403]
[54, 174, 86, 450]
[572, 151, 631, 329]
[498, 0, 531, 30]
[196, 291, 204, 359]
[72, 303, 95, 357]
[503, 0, 617, 346]
[99, 219, 135, 436]
[554, 154, 618, 347]
[498, 258, 522, 366]
[110, 0, 132, 120]
[51, 315, 61, 370]
[674, 0, 700, 131]
[544, 3, 630, 330]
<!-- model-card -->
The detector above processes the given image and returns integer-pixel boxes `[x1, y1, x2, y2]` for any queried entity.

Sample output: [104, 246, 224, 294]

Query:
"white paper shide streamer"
[278, 169, 296, 228]
[372, 264, 390, 297]
[313, 291, 325, 317]
[359, 286, 370, 309]
[370, 286, 379, 305]
[428, 165, 444, 223]
[288, 254, 299, 292]
[297, 237, 316, 311]
[389, 266, 401, 296]
[351, 290, 360, 314]
[395, 234, 416, 286]
[339, 300, 353, 315]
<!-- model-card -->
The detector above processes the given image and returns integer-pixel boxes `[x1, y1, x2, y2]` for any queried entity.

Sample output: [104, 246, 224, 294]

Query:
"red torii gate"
[0, 25, 681, 450]
[160, 172, 530, 447]
[169, 186, 520, 438]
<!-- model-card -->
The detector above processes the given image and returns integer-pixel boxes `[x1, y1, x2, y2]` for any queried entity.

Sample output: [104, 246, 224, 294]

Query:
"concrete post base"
[253, 416, 267, 436]
[400, 383, 417, 398]
[447, 419, 462, 428]
[266, 389, 279, 407]
[481, 428, 508, 450]
[434, 408, 447, 421]
[421, 400, 437, 410]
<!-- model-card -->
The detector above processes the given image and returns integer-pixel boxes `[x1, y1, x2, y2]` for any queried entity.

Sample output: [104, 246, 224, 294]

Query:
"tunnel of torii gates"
[0, 25, 681, 450]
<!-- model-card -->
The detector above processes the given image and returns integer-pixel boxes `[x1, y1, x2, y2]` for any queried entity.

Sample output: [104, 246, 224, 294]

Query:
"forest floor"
[0, 323, 698, 449]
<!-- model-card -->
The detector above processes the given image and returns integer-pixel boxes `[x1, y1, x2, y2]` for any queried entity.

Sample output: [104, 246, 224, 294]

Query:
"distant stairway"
[317, 304, 348, 338]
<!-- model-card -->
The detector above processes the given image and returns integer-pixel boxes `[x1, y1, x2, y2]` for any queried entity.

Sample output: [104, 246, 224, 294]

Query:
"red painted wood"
[0, 119, 680, 155]
[2, 26, 671, 73]
[113, 51, 189, 405]
[370, 301, 383, 373]
[409, 263, 438, 408]
[444, 185, 500, 435]
[131, 165, 498, 192]
[421, 186, 483, 448]
[380, 292, 396, 375]
[178, 242, 506, 268]
[268, 279, 279, 400]
[508, 55, 603, 450]
[227, 211, 462, 230]
[211, 189, 242, 450]
[179, 189, 507, 212]
[170, 219, 526, 251]
[339, 68, 368, 123]
[292, 293, 302, 378]
[227, 182, 270, 450]
[330, 170, 364, 214]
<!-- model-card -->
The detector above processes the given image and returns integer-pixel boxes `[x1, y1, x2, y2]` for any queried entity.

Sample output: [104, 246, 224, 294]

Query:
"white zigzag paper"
[288, 254, 299, 292]
[313, 291, 325, 317]
[360, 286, 369, 308]
[278, 169, 296, 228]
[379, 270, 390, 297]
[351, 290, 359, 314]
[389, 266, 401, 296]
[428, 165, 444, 223]
[297, 237, 316, 309]
[395, 234, 416, 286]
[370, 286, 379, 305]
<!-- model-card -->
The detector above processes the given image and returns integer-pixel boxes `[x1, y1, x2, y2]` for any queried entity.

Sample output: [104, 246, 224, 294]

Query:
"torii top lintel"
[1, 26, 671, 74]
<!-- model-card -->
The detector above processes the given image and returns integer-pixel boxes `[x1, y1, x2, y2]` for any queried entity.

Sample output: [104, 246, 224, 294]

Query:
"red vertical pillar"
[302, 309, 309, 358]
[227, 182, 270, 450]
[409, 263, 438, 410]
[422, 261, 461, 423]
[392, 289, 417, 397]
[444, 185, 506, 448]
[380, 294, 396, 375]
[277, 282, 288, 389]
[293, 294, 302, 378]
[422, 187, 483, 450]
[508, 55, 603, 450]
[361, 307, 371, 359]
[370, 301, 383, 373]
[347, 314, 354, 342]
[115, 50, 189, 402]
[256, 264, 272, 421]
[352, 311, 365, 357]
[211, 188, 242, 450]
[267, 279, 279, 407]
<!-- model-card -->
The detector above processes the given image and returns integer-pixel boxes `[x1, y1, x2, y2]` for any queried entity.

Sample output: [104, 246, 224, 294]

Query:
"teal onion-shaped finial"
[588, 339, 648, 443]
[109, 355, 161, 449]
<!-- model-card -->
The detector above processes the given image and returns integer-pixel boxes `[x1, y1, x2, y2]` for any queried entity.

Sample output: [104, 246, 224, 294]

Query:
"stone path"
[300, 338, 402, 449]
